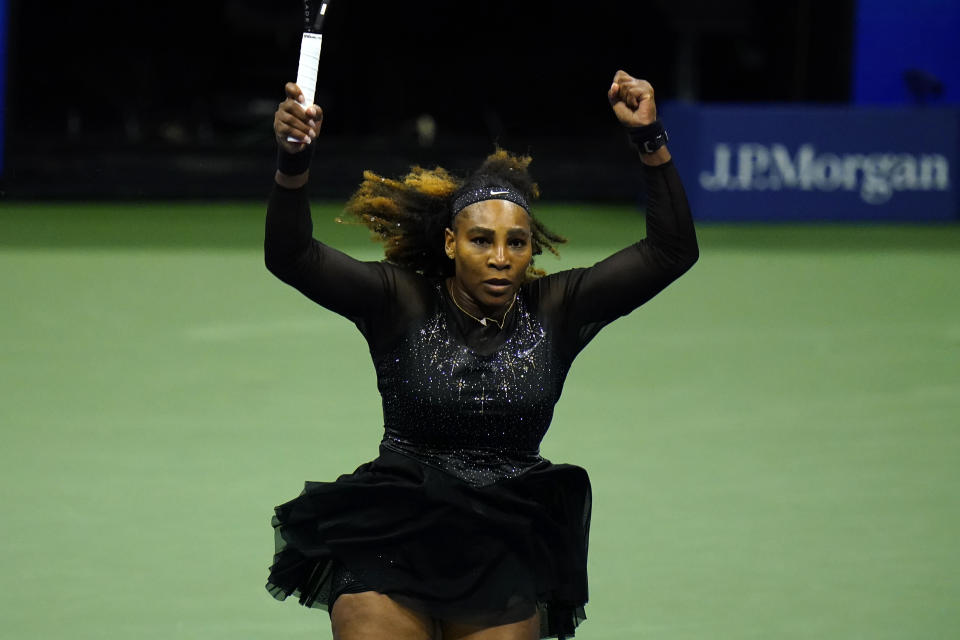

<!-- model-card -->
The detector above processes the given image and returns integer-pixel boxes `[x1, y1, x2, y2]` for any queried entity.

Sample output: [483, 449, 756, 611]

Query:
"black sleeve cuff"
[277, 143, 316, 176]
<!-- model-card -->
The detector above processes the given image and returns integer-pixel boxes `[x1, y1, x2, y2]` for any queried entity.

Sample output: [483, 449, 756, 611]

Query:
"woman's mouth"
[482, 278, 512, 295]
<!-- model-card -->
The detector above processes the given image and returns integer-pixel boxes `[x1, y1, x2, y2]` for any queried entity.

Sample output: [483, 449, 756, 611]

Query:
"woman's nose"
[488, 244, 509, 268]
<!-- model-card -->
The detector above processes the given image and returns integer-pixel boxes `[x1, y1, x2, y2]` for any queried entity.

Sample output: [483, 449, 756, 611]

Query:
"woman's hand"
[274, 82, 322, 153]
[607, 70, 670, 165]
[607, 70, 656, 128]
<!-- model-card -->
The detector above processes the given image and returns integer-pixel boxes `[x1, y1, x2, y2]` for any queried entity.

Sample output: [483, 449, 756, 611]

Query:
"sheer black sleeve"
[529, 160, 699, 360]
[264, 183, 427, 346]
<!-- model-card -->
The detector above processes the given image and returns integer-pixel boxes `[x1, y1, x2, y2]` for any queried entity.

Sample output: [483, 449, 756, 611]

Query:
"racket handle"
[287, 32, 324, 143]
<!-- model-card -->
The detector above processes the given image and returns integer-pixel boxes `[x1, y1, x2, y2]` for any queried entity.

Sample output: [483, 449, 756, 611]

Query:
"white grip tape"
[287, 32, 323, 142]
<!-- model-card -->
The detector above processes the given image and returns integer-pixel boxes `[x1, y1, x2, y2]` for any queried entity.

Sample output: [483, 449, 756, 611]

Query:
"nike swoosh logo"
[490, 190, 509, 195]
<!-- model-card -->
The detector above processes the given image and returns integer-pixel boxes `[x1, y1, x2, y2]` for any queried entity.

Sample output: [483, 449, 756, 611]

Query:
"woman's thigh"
[330, 591, 437, 640]
[440, 610, 540, 640]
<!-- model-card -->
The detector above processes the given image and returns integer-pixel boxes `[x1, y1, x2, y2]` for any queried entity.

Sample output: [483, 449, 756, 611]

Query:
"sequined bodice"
[266, 162, 698, 484]
[375, 287, 569, 485]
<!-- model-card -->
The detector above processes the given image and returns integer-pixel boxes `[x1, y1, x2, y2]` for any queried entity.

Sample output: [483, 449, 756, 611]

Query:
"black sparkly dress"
[263, 161, 698, 639]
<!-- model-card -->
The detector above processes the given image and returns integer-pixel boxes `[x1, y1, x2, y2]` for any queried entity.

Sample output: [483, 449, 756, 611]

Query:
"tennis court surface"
[2, 202, 958, 639]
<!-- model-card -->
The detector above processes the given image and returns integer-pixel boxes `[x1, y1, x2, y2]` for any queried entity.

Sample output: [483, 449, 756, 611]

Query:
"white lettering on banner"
[699, 143, 951, 204]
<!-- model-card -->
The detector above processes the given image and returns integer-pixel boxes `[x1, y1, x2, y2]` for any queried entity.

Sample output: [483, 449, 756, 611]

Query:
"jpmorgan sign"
[664, 104, 959, 221]
[699, 144, 950, 205]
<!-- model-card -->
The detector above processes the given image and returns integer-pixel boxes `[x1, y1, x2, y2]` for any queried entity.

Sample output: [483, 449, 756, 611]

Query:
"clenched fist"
[607, 70, 657, 128]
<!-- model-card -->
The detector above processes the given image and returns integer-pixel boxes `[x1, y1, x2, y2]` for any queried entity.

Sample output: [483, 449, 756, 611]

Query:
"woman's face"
[445, 199, 533, 312]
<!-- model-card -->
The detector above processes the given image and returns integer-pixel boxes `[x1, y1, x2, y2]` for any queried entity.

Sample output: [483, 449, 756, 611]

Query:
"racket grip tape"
[286, 32, 324, 143]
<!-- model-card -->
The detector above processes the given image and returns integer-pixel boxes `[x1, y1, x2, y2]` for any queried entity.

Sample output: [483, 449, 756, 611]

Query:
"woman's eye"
[471, 237, 490, 246]
[509, 239, 527, 248]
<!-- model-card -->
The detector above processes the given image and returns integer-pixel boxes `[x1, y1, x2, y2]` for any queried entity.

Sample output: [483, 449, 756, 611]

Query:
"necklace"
[445, 280, 517, 330]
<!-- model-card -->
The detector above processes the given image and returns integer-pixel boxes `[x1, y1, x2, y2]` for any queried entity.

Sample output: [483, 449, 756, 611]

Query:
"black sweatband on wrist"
[277, 143, 315, 176]
[627, 120, 669, 154]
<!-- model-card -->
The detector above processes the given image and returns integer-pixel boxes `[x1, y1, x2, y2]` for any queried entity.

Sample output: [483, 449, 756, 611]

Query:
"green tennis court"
[2, 202, 958, 639]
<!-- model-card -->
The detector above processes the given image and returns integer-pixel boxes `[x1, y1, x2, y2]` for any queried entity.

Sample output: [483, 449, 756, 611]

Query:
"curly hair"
[340, 148, 566, 279]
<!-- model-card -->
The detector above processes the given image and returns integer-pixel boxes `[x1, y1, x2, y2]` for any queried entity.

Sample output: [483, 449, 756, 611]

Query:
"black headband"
[450, 185, 530, 223]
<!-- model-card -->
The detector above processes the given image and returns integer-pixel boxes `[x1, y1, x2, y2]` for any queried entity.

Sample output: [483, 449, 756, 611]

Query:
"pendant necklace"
[446, 281, 516, 330]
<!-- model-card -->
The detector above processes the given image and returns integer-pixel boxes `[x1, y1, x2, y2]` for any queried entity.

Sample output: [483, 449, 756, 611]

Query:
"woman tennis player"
[264, 69, 698, 640]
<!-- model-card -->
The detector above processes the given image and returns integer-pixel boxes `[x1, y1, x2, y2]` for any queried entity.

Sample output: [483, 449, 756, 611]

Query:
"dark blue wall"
[853, 0, 960, 104]
[1, 0, 6, 176]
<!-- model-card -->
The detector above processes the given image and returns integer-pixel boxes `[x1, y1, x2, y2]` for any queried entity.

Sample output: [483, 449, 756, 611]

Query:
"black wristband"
[277, 143, 315, 176]
[627, 120, 669, 154]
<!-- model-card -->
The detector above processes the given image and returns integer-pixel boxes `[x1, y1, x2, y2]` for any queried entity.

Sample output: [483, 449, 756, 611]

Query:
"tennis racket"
[287, 0, 335, 142]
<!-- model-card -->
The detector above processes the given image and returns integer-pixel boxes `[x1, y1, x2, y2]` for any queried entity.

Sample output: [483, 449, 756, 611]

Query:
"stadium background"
[1, 1, 958, 638]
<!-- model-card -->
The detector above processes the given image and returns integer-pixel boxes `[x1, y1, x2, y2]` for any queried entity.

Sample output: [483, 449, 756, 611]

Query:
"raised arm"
[535, 71, 699, 354]
[605, 70, 698, 273]
[265, 83, 390, 324]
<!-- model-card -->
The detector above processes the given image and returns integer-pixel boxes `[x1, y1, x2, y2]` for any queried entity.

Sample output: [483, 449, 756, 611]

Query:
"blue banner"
[664, 103, 959, 222]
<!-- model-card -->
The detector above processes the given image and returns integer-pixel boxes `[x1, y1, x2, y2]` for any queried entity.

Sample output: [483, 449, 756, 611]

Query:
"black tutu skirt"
[266, 446, 591, 639]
